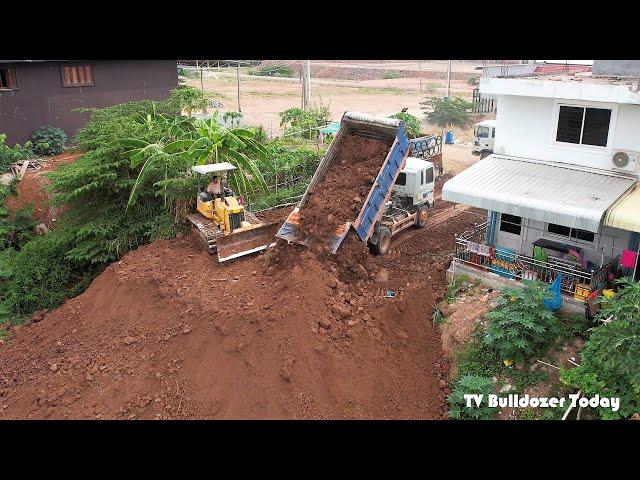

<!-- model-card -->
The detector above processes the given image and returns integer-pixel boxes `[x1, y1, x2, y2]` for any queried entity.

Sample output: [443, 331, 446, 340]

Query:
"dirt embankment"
[0, 156, 479, 419]
[5, 151, 81, 228]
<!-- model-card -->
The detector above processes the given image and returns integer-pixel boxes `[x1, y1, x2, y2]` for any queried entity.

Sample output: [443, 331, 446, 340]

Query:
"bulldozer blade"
[216, 222, 280, 262]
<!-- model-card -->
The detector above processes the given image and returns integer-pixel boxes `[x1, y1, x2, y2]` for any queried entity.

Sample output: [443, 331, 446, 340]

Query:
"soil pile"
[0, 200, 479, 420]
[297, 135, 390, 244]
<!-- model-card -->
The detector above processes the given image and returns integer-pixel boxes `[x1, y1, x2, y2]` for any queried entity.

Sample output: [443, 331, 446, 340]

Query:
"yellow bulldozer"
[186, 163, 279, 262]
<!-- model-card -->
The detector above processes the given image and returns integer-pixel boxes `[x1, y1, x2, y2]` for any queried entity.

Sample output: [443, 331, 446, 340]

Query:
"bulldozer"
[186, 163, 279, 262]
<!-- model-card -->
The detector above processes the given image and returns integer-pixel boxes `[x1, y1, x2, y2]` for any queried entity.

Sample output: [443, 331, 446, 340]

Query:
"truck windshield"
[395, 172, 406, 186]
[476, 126, 490, 138]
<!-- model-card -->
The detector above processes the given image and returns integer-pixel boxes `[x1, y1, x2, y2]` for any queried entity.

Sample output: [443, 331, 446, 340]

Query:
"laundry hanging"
[621, 249, 638, 269]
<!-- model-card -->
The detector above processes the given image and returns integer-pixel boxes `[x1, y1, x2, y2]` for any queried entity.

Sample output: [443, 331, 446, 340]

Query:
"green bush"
[388, 112, 422, 139]
[167, 86, 208, 117]
[467, 75, 479, 86]
[248, 64, 295, 78]
[31, 126, 67, 156]
[448, 374, 497, 420]
[280, 105, 331, 141]
[420, 96, 473, 128]
[382, 71, 402, 79]
[484, 281, 559, 364]
[561, 279, 640, 419]
[0, 232, 80, 321]
[1, 134, 35, 172]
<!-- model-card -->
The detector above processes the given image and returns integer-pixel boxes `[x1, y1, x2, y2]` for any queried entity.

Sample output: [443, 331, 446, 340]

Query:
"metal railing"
[453, 223, 619, 299]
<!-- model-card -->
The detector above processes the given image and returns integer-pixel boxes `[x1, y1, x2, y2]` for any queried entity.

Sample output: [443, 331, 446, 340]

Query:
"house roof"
[604, 183, 640, 233]
[442, 155, 636, 232]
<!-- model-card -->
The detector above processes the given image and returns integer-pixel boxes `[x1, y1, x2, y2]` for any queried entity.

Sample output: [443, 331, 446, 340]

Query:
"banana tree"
[122, 116, 273, 212]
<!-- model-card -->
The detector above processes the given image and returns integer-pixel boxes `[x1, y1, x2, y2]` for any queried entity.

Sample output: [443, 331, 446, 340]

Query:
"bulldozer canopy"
[191, 163, 237, 175]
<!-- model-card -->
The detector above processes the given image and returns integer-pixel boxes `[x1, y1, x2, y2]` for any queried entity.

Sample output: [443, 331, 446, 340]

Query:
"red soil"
[0, 197, 478, 419]
[5, 151, 82, 228]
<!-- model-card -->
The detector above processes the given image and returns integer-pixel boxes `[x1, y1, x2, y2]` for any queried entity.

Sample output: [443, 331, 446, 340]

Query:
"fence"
[409, 134, 442, 159]
[472, 88, 497, 114]
[453, 222, 619, 299]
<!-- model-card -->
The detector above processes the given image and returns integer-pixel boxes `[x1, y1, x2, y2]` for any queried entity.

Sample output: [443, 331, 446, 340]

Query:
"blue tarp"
[320, 122, 340, 135]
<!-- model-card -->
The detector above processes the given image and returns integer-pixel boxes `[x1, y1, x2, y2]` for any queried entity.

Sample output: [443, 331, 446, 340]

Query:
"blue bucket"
[445, 131, 455, 144]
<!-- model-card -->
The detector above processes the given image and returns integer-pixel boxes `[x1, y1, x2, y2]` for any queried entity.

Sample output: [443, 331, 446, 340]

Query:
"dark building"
[0, 60, 177, 144]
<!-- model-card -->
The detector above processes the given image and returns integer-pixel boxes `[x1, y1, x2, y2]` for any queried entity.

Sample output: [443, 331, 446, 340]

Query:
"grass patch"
[444, 274, 469, 304]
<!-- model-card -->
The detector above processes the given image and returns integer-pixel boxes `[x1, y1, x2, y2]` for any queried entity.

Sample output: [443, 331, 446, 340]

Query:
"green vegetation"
[444, 274, 469, 304]
[382, 71, 402, 79]
[1, 134, 35, 172]
[248, 64, 295, 78]
[279, 105, 331, 141]
[448, 374, 497, 420]
[167, 86, 209, 116]
[421, 96, 473, 128]
[223, 111, 243, 126]
[561, 279, 640, 419]
[484, 281, 559, 364]
[388, 112, 422, 139]
[467, 75, 479, 86]
[30, 126, 67, 156]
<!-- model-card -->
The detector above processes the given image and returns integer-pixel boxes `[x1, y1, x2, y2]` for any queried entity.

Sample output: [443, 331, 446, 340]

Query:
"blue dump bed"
[276, 112, 410, 253]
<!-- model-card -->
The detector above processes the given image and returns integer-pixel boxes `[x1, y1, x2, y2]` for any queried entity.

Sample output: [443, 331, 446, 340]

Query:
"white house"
[442, 69, 640, 309]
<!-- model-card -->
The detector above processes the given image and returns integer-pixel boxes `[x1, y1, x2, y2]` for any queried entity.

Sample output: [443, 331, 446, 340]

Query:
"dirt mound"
[297, 135, 390, 245]
[0, 167, 480, 418]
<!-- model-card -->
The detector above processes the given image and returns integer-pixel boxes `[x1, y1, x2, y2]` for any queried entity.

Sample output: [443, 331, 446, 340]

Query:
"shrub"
[444, 274, 469, 303]
[280, 104, 331, 141]
[248, 64, 295, 78]
[167, 86, 208, 117]
[483, 281, 559, 364]
[382, 71, 402, 79]
[448, 374, 497, 420]
[420, 96, 473, 128]
[1, 134, 35, 172]
[467, 75, 479, 86]
[560, 279, 640, 419]
[388, 112, 422, 139]
[30, 126, 67, 156]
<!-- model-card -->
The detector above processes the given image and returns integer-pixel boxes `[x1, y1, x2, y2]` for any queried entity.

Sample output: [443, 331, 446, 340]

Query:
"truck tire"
[480, 150, 492, 160]
[368, 227, 392, 256]
[415, 205, 429, 228]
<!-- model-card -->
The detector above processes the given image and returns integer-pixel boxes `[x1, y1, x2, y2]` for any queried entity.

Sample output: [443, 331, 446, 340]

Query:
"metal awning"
[442, 155, 636, 233]
[191, 162, 236, 174]
[604, 183, 640, 233]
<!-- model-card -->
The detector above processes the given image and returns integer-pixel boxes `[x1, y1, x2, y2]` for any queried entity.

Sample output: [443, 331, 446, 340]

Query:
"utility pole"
[302, 60, 311, 110]
[419, 60, 422, 92]
[236, 62, 242, 113]
[200, 66, 204, 94]
[445, 60, 451, 99]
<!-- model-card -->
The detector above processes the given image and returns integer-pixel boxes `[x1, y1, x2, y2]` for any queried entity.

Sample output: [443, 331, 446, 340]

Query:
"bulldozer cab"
[192, 162, 236, 197]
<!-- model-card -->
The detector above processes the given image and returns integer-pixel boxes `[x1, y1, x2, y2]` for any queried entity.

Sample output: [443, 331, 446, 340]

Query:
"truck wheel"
[480, 151, 491, 160]
[415, 205, 429, 228]
[368, 227, 392, 256]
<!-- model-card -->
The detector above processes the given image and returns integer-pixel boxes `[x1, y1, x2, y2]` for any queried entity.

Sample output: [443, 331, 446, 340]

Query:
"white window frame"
[551, 100, 617, 153]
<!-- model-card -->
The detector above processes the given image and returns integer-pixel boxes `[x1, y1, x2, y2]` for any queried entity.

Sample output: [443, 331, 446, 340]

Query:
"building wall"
[494, 212, 631, 266]
[493, 94, 640, 175]
[593, 60, 640, 77]
[0, 60, 177, 144]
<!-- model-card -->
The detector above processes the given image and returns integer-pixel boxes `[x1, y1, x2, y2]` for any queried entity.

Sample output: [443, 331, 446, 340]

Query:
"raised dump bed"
[276, 111, 410, 252]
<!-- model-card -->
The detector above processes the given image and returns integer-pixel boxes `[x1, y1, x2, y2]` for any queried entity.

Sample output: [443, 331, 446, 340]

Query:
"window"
[420, 170, 424, 185]
[491, 128, 495, 138]
[425, 167, 434, 184]
[499, 213, 521, 235]
[0, 67, 17, 90]
[547, 223, 595, 243]
[477, 126, 490, 138]
[556, 105, 611, 147]
[395, 172, 406, 186]
[61, 64, 94, 87]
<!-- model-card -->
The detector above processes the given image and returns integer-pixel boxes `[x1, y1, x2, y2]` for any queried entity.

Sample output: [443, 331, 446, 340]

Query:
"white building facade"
[443, 73, 640, 309]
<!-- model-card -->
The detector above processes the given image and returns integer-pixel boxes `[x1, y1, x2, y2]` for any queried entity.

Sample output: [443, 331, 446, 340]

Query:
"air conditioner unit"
[611, 150, 638, 172]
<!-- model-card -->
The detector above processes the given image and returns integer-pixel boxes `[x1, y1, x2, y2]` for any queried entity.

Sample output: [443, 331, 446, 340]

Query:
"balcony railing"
[453, 223, 619, 300]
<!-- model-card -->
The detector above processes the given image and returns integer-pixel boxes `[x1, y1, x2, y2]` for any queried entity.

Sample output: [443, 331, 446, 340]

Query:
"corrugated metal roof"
[604, 183, 640, 233]
[442, 155, 636, 233]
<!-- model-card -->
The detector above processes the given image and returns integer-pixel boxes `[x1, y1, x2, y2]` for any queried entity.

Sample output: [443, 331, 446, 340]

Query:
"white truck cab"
[472, 119, 495, 158]
[393, 157, 434, 206]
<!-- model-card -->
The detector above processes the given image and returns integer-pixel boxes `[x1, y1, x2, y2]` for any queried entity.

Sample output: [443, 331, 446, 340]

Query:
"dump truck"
[276, 111, 435, 255]
[472, 119, 495, 159]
